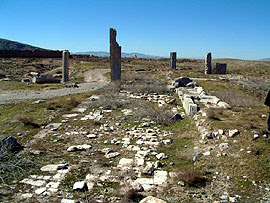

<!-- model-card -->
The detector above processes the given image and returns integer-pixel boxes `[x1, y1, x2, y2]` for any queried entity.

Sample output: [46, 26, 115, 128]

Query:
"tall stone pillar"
[170, 52, 177, 70]
[62, 50, 69, 82]
[205, 52, 212, 74]
[110, 28, 121, 81]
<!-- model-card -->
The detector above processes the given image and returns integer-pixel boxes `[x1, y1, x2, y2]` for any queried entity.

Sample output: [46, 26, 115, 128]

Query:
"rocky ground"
[1, 57, 270, 202]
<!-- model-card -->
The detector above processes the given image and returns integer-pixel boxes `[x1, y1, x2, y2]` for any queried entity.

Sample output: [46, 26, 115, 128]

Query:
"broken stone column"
[215, 63, 227, 74]
[110, 28, 121, 81]
[205, 52, 212, 74]
[62, 50, 69, 82]
[170, 52, 176, 70]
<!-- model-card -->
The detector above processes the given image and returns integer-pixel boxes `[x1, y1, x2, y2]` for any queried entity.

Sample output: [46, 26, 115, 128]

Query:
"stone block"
[170, 52, 176, 69]
[215, 63, 227, 74]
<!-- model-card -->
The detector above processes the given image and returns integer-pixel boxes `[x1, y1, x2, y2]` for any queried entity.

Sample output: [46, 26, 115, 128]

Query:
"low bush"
[179, 168, 207, 188]
[0, 147, 35, 185]
[18, 117, 40, 128]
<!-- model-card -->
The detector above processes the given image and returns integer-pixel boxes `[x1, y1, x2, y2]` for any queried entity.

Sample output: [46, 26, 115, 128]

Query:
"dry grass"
[0, 146, 35, 185]
[211, 90, 261, 108]
[121, 71, 169, 94]
[46, 97, 79, 111]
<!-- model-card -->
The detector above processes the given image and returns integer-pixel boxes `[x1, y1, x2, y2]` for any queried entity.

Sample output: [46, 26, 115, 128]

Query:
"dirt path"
[0, 69, 110, 105]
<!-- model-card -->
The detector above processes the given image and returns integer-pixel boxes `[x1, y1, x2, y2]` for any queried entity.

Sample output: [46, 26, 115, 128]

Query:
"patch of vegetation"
[0, 148, 38, 185]
[178, 168, 207, 188]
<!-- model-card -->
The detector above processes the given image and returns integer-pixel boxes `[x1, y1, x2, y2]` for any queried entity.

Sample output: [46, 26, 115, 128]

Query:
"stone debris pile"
[172, 77, 231, 116]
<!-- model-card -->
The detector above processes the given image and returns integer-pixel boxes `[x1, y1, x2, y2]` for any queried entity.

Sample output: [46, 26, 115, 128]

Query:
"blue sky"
[0, 0, 269, 59]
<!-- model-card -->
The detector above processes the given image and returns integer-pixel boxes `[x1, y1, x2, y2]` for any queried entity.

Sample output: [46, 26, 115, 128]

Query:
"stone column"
[205, 52, 212, 74]
[110, 28, 121, 81]
[62, 50, 69, 82]
[170, 52, 177, 70]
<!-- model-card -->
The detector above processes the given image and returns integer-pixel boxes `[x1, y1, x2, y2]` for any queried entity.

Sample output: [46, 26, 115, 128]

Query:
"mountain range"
[260, 58, 270, 61]
[73, 51, 162, 58]
[0, 38, 46, 51]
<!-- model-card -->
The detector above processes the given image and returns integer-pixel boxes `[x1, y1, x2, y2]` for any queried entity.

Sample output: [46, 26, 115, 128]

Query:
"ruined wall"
[0, 50, 63, 58]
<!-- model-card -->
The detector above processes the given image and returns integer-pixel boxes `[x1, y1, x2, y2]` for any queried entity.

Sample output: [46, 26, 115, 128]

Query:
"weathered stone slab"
[153, 171, 168, 185]
[139, 196, 167, 203]
[20, 178, 46, 187]
[118, 158, 134, 168]
[216, 63, 227, 74]
[40, 163, 68, 172]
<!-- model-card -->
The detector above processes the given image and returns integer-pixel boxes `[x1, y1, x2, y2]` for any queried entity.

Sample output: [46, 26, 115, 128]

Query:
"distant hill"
[0, 38, 46, 51]
[260, 58, 270, 61]
[74, 51, 163, 58]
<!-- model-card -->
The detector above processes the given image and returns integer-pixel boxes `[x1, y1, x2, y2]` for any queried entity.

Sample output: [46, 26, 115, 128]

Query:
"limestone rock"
[40, 163, 68, 172]
[153, 171, 168, 185]
[139, 196, 167, 203]
[143, 162, 155, 175]
[73, 181, 87, 191]
[118, 158, 133, 168]
[228, 129, 240, 137]
[87, 134, 98, 139]
[67, 144, 91, 152]
[105, 152, 120, 159]
[35, 187, 46, 195]
[61, 199, 75, 203]
[20, 178, 46, 187]
[156, 153, 168, 160]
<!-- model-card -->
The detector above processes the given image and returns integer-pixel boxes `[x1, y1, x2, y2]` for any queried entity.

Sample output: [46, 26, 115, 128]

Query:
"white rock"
[130, 181, 144, 192]
[105, 152, 120, 159]
[154, 171, 168, 185]
[87, 134, 97, 139]
[135, 157, 145, 166]
[62, 113, 78, 118]
[85, 174, 98, 182]
[156, 153, 168, 160]
[101, 148, 113, 154]
[253, 134, 259, 140]
[72, 107, 87, 113]
[86, 182, 94, 191]
[21, 193, 33, 199]
[118, 158, 134, 168]
[142, 162, 155, 175]
[35, 187, 46, 195]
[162, 139, 173, 145]
[139, 196, 167, 203]
[46, 182, 60, 189]
[228, 129, 239, 137]
[73, 181, 86, 190]
[20, 179, 46, 187]
[218, 129, 224, 135]
[203, 151, 211, 156]
[229, 196, 238, 202]
[67, 144, 91, 152]
[61, 199, 75, 203]
[40, 164, 68, 172]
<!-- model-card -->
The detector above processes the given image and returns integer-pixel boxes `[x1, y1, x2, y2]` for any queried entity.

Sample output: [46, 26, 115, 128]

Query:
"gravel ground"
[0, 69, 110, 104]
